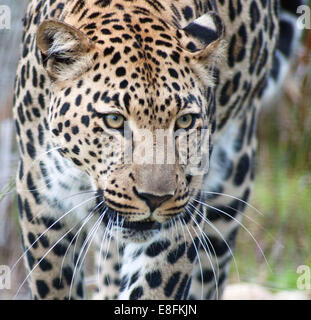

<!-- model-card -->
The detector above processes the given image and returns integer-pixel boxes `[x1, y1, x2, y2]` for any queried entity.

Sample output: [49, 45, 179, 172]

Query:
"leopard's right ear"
[37, 20, 95, 82]
[177, 12, 226, 84]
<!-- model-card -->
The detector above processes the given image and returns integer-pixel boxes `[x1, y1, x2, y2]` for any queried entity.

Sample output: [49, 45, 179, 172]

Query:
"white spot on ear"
[193, 14, 218, 32]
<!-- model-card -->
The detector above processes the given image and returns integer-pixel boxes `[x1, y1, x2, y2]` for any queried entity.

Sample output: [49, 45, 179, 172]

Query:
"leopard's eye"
[175, 114, 194, 130]
[104, 114, 125, 129]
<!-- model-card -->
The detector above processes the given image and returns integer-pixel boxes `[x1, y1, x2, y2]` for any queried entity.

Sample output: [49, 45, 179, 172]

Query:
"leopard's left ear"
[37, 20, 95, 82]
[178, 12, 226, 77]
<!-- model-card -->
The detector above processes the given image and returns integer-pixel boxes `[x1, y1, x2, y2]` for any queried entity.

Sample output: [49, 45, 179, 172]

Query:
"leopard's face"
[37, 10, 223, 241]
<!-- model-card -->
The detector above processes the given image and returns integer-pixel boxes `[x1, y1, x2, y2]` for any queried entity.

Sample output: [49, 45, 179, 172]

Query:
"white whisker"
[69, 211, 106, 299]
[182, 218, 204, 300]
[97, 215, 112, 288]
[177, 216, 188, 253]
[59, 201, 104, 283]
[191, 189, 264, 216]
[192, 198, 271, 271]
[13, 222, 78, 300]
[11, 195, 99, 272]
[185, 208, 219, 300]
[188, 201, 240, 282]
[102, 220, 113, 284]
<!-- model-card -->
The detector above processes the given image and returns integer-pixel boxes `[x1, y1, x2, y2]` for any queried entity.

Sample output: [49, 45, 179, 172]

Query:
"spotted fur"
[13, 0, 302, 300]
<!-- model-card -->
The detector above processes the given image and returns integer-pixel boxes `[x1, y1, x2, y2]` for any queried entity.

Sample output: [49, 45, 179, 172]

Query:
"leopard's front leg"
[93, 236, 123, 300]
[16, 158, 96, 300]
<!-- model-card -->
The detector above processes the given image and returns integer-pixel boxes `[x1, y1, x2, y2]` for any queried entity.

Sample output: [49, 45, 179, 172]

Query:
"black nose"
[136, 192, 173, 212]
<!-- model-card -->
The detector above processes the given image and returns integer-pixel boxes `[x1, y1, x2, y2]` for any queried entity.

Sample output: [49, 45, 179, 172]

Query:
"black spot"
[234, 118, 247, 152]
[36, 280, 50, 298]
[145, 270, 162, 289]
[41, 216, 62, 230]
[24, 199, 33, 222]
[27, 173, 41, 204]
[167, 243, 186, 264]
[175, 274, 190, 299]
[52, 243, 67, 256]
[145, 239, 171, 257]
[72, 145, 80, 155]
[168, 68, 178, 78]
[172, 82, 180, 91]
[116, 67, 126, 77]
[129, 271, 140, 287]
[26, 250, 35, 269]
[164, 272, 180, 297]
[72, 158, 83, 166]
[182, 6, 193, 20]
[95, 0, 112, 8]
[64, 133, 71, 142]
[60, 103, 70, 116]
[75, 95, 82, 106]
[38, 258, 52, 271]
[250, 1, 261, 31]
[38, 235, 50, 248]
[129, 286, 143, 300]
[120, 80, 128, 89]
[121, 91, 130, 110]
[197, 269, 215, 284]
[93, 74, 101, 82]
[208, 236, 230, 256]
[76, 281, 84, 298]
[187, 237, 200, 263]
[101, 28, 112, 35]
[62, 266, 73, 285]
[234, 153, 250, 186]
[64, 88, 71, 96]
[72, 126, 79, 134]
[170, 51, 180, 64]
[93, 91, 100, 103]
[111, 52, 121, 64]
[81, 115, 90, 127]
[52, 277, 64, 290]
[26, 142, 36, 159]
[104, 46, 114, 56]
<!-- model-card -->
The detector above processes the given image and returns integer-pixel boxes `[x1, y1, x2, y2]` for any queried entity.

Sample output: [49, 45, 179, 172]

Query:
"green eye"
[175, 114, 194, 130]
[104, 114, 125, 129]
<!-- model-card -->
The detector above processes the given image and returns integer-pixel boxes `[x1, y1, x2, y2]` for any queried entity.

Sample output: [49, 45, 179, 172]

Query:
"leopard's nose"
[136, 192, 173, 212]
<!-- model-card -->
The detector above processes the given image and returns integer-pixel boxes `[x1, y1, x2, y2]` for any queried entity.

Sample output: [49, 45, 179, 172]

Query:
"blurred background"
[0, 0, 310, 299]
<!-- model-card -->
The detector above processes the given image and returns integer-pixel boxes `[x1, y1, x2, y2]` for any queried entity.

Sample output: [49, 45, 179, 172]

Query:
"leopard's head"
[37, 7, 224, 241]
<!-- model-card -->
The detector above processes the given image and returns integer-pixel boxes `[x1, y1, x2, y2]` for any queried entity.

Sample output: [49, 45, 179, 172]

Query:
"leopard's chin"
[117, 228, 160, 243]
[97, 205, 161, 242]
[117, 219, 162, 242]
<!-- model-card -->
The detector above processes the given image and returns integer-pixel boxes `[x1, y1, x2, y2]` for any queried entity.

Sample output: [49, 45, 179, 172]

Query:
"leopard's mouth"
[120, 219, 162, 231]
[95, 190, 163, 232]
[96, 204, 161, 232]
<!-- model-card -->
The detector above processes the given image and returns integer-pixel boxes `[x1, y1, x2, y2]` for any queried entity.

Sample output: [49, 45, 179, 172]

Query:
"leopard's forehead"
[62, 7, 207, 128]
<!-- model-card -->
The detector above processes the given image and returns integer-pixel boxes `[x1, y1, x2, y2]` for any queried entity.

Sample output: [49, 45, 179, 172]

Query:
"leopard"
[13, 0, 303, 300]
